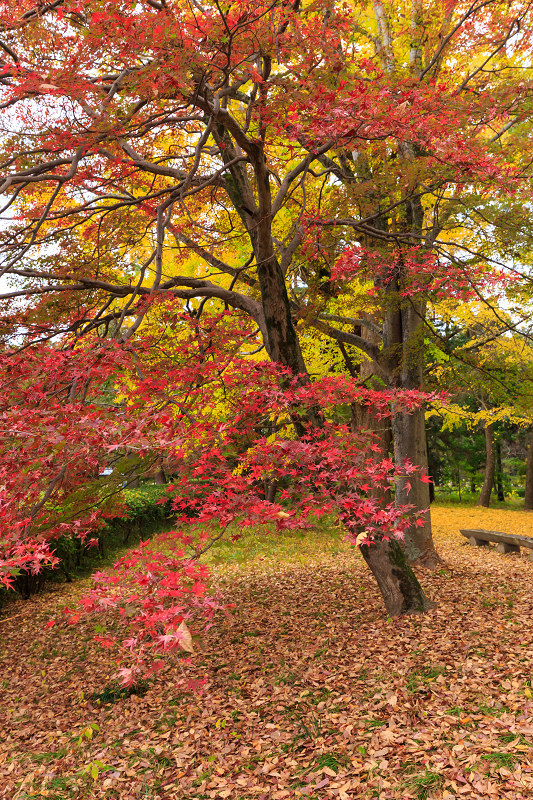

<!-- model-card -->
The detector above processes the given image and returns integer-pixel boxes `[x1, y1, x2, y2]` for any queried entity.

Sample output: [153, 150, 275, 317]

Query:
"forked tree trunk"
[256, 268, 430, 614]
[478, 423, 495, 507]
[524, 429, 533, 510]
[359, 537, 432, 615]
[235, 138, 432, 616]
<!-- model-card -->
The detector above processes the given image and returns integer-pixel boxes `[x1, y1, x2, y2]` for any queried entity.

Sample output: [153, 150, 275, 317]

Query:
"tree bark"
[524, 429, 533, 510]
[384, 298, 441, 566]
[359, 537, 432, 615]
[392, 406, 440, 565]
[478, 423, 495, 507]
[495, 439, 504, 502]
[351, 300, 439, 566]
[153, 460, 167, 485]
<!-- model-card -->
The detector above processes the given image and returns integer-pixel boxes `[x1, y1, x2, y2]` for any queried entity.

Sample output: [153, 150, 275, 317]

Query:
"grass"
[499, 732, 531, 746]
[406, 664, 445, 692]
[481, 752, 518, 769]
[406, 770, 445, 799]
[365, 719, 388, 730]
[313, 752, 344, 773]
[201, 515, 351, 570]
[91, 679, 150, 705]
[446, 706, 464, 717]
[30, 749, 68, 764]
[196, 501, 533, 577]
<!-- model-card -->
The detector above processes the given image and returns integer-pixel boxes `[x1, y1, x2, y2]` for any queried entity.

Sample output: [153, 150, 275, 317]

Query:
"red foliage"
[0, 310, 436, 680]
[332, 245, 514, 301]
[0, 0, 528, 681]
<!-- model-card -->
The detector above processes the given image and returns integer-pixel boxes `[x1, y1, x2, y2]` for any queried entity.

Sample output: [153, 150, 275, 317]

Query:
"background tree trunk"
[478, 423, 495, 507]
[495, 439, 505, 502]
[524, 429, 533, 510]
[153, 462, 167, 485]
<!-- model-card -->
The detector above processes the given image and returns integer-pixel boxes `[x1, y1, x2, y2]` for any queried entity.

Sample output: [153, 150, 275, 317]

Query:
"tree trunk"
[359, 537, 432, 615]
[524, 429, 533, 509]
[427, 445, 436, 503]
[384, 299, 441, 567]
[255, 259, 429, 610]
[243, 139, 431, 616]
[495, 439, 504, 502]
[392, 406, 440, 566]
[264, 480, 277, 503]
[154, 466, 167, 485]
[478, 423, 495, 507]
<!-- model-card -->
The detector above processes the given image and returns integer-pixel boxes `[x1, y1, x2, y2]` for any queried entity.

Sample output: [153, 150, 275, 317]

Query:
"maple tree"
[0, 307, 436, 679]
[1, 0, 533, 677]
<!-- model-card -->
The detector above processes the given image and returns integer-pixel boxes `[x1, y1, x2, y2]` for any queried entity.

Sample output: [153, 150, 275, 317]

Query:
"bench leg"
[469, 537, 490, 547]
[496, 543, 520, 554]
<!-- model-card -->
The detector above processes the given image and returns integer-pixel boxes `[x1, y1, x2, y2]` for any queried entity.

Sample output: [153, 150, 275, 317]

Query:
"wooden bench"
[460, 528, 533, 560]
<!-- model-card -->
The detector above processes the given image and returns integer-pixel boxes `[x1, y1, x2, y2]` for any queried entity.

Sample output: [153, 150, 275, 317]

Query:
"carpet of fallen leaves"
[2, 504, 533, 800]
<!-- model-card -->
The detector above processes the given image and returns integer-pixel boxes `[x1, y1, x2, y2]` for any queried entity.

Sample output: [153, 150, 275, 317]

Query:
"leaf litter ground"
[1, 504, 533, 800]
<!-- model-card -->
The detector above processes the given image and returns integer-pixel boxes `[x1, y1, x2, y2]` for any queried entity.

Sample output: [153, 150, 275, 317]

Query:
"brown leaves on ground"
[1, 505, 533, 799]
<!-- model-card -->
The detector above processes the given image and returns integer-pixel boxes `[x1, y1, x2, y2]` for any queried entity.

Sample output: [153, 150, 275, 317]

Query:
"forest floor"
[2, 504, 533, 800]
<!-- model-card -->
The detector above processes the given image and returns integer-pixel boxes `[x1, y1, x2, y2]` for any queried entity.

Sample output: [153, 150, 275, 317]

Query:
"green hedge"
[4, 485, 174, 602]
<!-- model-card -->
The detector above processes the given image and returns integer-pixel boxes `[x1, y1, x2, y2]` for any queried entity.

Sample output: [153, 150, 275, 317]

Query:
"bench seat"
[460, 528, 533, 559]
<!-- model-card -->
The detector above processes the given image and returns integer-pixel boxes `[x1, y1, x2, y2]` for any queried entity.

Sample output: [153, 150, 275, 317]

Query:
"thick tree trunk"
[524, 429, 533, 510]
[359, 537, 432, 615]
[478, 423, 495, 507]
[392, 407, 440, 566]
[383, 298, 441, 567]
[426, 442, 436, 502]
